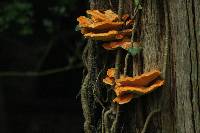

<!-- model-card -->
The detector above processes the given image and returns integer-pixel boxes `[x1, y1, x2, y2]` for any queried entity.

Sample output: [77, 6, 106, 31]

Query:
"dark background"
[0, 0, 88, 132]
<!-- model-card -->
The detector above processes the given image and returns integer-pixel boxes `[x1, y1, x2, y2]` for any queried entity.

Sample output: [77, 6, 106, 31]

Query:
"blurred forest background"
[0, 0, 87, 132]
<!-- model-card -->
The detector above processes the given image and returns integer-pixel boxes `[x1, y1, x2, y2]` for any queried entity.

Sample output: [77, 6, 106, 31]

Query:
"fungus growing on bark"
[113, 93, 134, 104]
[102, 40, 141, 50]
[116, 70, 161, 87]
[77, 10, 133, 41]
[84, 30, 119, 41]
[86, 10, 119, 22]
[102, 41, 132, 50]
[103, 77, 115, 85]
[107, 68, 115, 77]
[102, 68, 115, 85]
[114, 80, 164, 96]
[77, 16, 93, 28]
[103, 69, 165, 104]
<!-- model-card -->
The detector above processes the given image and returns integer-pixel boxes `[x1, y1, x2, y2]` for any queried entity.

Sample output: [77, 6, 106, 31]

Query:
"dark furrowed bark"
[80, 0, 200, 132]
[142, 0, 200, 132]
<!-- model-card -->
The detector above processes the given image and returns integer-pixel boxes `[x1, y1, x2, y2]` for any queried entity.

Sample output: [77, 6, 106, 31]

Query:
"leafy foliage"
[0, 0, 79, 35]
[0, 2, 33, 35]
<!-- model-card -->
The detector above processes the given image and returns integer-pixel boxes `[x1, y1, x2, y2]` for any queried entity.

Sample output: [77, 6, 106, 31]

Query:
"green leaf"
[128, 46, 142, 56]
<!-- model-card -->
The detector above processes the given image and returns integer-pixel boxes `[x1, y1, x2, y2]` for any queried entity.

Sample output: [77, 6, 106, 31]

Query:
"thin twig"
[102, 108, 105, 133]
[111, 105, 120, 133]
[132, 1, 140, 20]
[93, 69, 105, 108]
[108, 0, 113, 10]
[114, 49, 121, 79]
[82, 44, 89, 70]
[124, 53, 130, 76]
[111, 1, 124, 132]
[120, 122, 125, 133]
[131, 1, 142, 77]
[104, 108, 113, 133]
[36, 39, 55, 69]
[94, 93, 105, 109]
[141, 109, 161, 133]
[118, 0, 123, 21]
[0, 63, 83, 77]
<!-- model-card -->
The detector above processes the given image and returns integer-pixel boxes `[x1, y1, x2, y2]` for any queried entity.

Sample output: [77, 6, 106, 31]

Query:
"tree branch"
[0, 63, 83, 77]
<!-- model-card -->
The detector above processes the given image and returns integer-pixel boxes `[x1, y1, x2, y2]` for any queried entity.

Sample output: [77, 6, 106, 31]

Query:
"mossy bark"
[81, 0, 200, 132]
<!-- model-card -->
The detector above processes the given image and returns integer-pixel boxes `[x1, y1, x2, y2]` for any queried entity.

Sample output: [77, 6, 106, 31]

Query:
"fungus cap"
[114, 80, 164, 96]
[113, 93, 134, 104]
[116, 70, 161, 87]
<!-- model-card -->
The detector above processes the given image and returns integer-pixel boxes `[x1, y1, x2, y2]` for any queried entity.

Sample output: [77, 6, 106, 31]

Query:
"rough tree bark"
[81, 0, 200, 133]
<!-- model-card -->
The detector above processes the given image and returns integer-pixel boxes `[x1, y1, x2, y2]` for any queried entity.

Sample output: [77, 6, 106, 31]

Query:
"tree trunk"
[81, 0, 200, 132]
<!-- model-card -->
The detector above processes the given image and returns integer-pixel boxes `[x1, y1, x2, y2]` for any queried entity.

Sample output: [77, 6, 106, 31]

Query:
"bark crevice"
[187, 0, 200, 132]
[185, 0, 196, 132]
[191, 0, 200, 118]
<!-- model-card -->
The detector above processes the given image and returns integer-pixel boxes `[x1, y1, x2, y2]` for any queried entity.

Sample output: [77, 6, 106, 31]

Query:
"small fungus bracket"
[103, 69, 165, 104]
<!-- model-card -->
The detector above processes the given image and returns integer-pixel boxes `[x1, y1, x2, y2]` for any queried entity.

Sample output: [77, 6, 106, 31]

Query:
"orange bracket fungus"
[103, 69, 165, 104]
[77, 10, 133, 42]
[102, 39, 141, 51]
[102, 68, 115, 85]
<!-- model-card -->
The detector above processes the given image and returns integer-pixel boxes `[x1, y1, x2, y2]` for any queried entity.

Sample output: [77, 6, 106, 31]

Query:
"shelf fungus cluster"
[77, 10, 134, 50]
[103, 68, 165, 104]
[77, 9, 165, 105]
